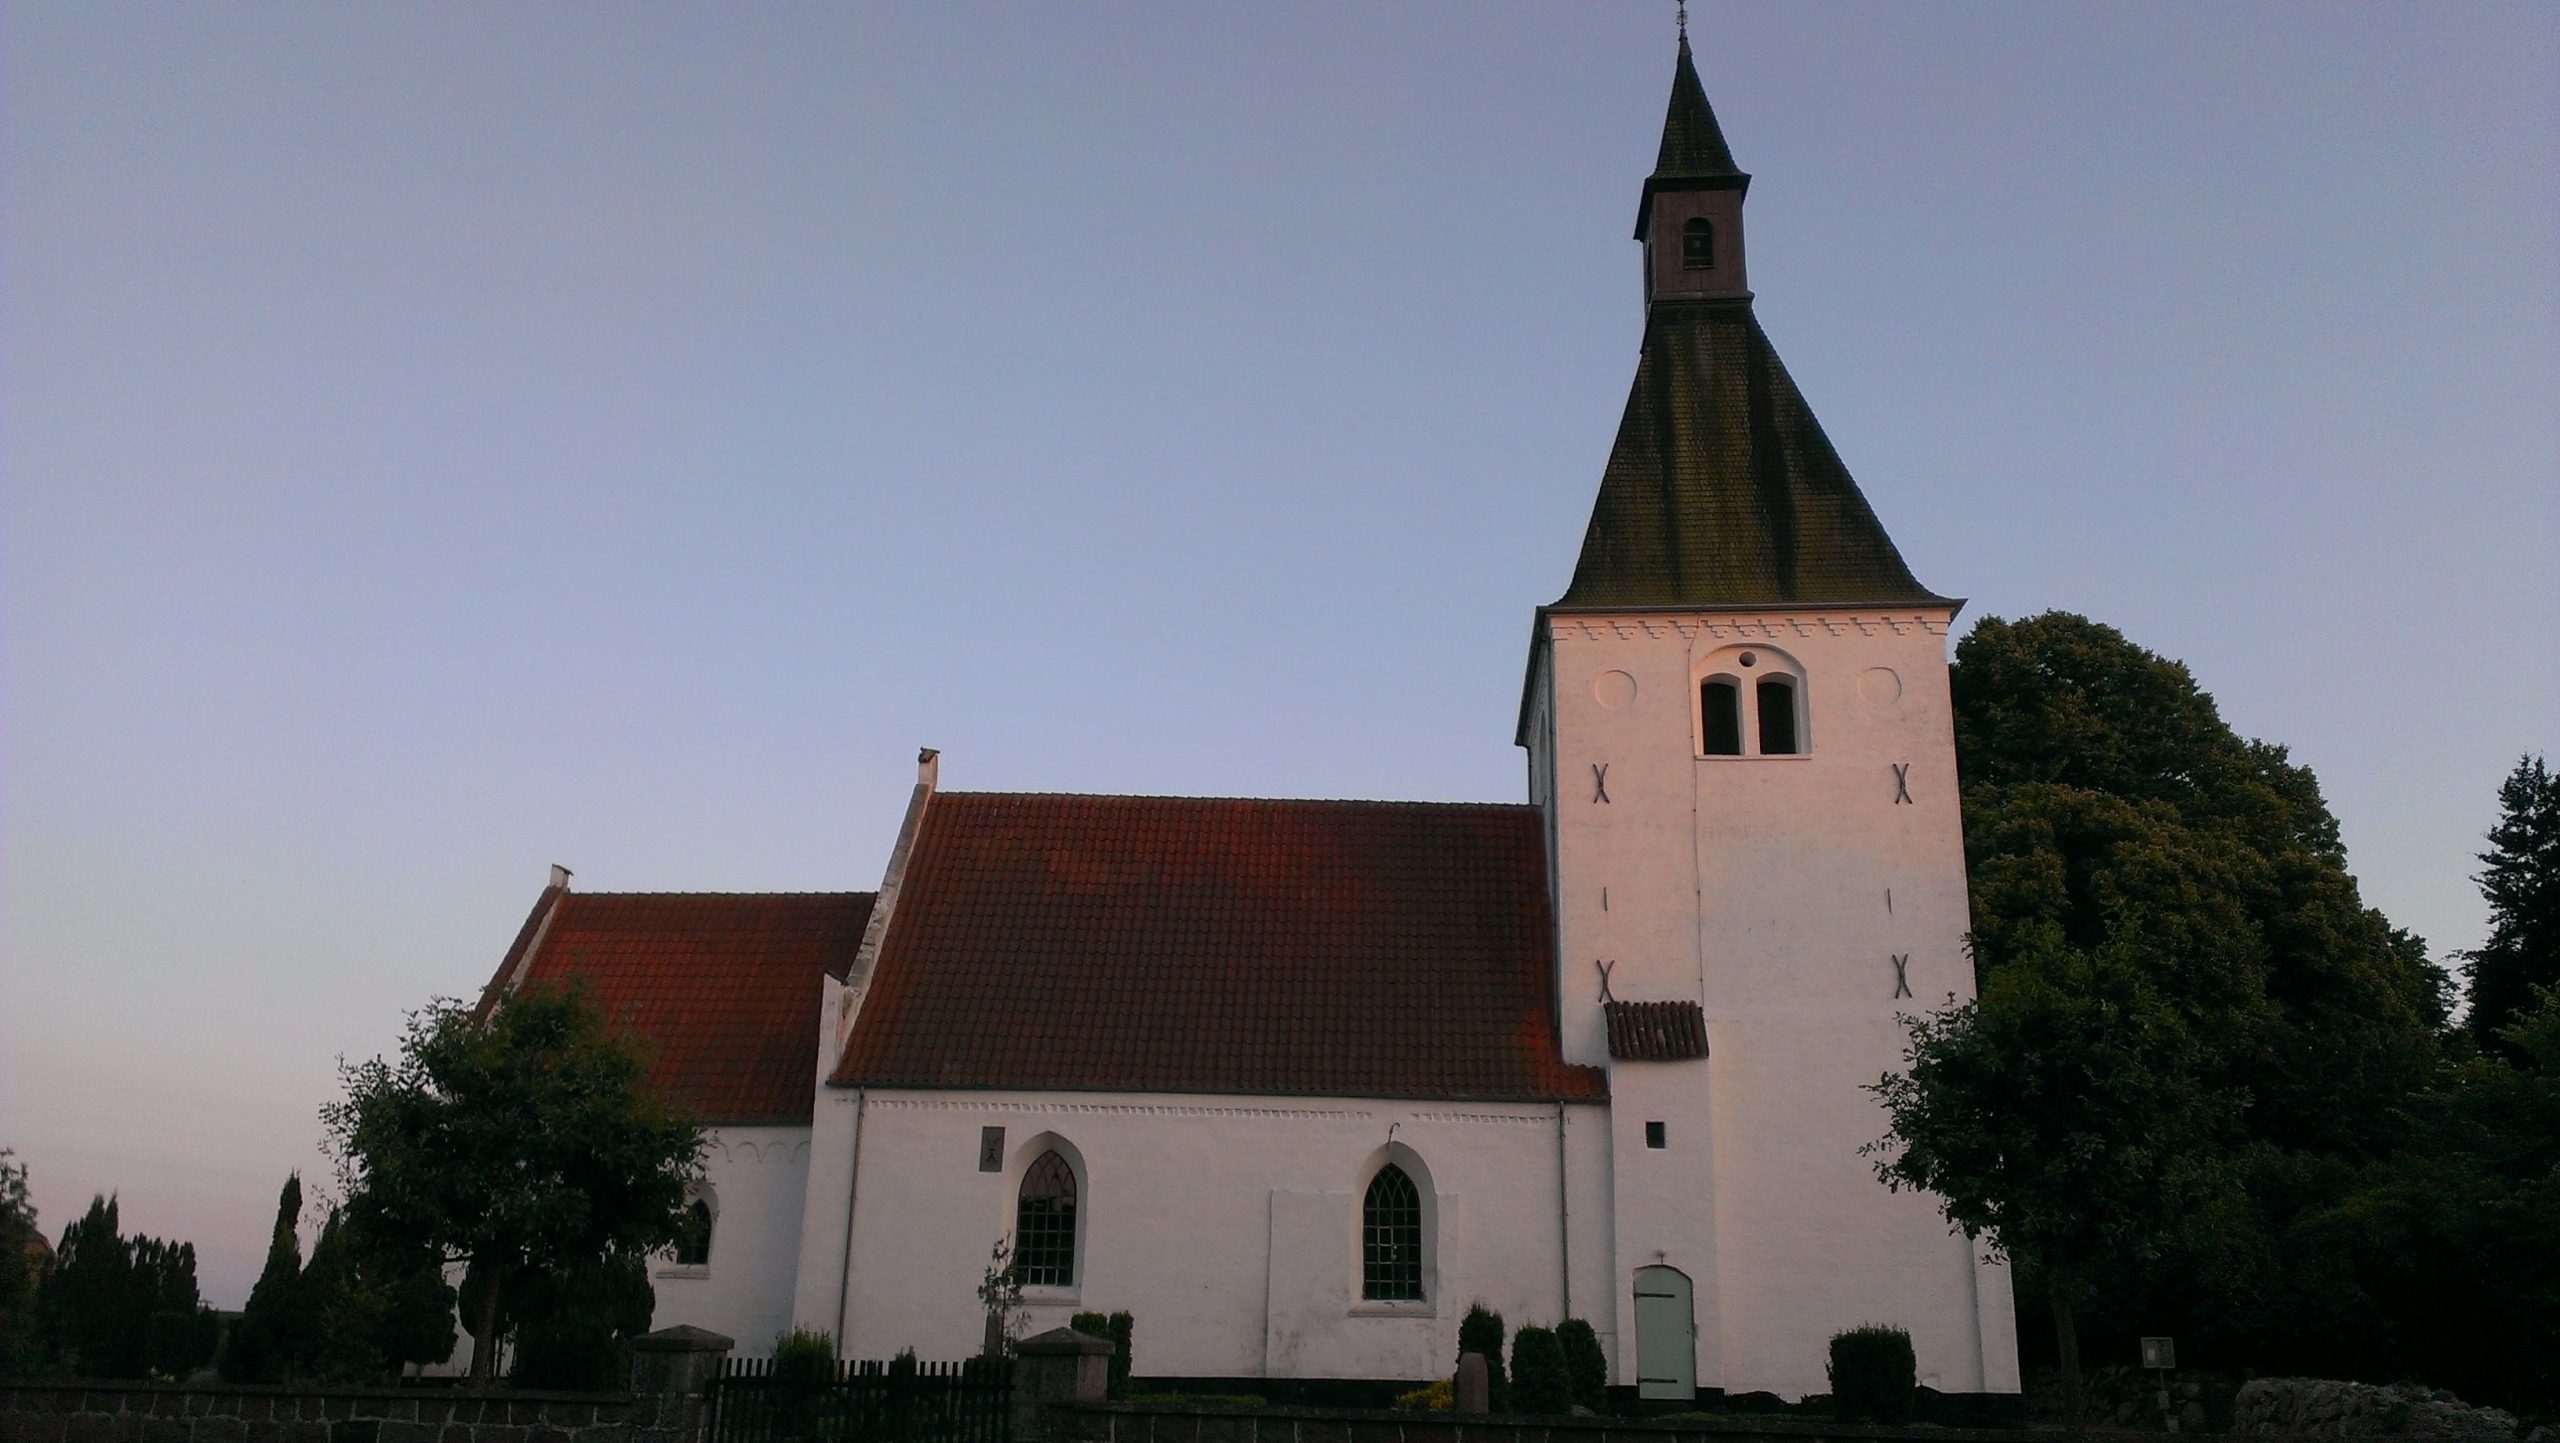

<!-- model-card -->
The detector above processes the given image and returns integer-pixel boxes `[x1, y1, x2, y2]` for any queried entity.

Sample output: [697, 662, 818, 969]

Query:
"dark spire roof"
[1655, 37, 1743, 181]
[1553, 300, 1952, 611]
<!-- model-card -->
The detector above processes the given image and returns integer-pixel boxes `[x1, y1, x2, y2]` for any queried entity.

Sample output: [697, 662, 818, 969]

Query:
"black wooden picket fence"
[706, 1356, 1011, 1443]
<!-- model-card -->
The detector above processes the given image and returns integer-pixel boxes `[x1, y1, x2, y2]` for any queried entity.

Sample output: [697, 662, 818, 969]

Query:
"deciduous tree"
[1876, 613, 2450, 1411]
[323, 984, 699, 1381]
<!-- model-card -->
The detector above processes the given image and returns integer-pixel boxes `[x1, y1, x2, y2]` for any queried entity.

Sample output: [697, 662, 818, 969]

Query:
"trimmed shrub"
[1458, 1303, 1507, 1406]
[1107, 1312, 1134, 1399]
[1068, 1312, 1134, 1398]
[1396, 1377, 1455, 1411]
[1510, 1325, 1571, 1415]
[1555, 1318, 1606, 1411]
[771, 1326, 836, 1384]
[1826, 1325, 1916, 1425]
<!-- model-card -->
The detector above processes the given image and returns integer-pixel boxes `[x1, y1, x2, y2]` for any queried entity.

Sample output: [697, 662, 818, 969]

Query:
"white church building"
[475, 41, 2021, 1406]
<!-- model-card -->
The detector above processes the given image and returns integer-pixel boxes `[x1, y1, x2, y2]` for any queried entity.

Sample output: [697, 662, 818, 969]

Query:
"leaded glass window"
[1013, 1149, 1078, 1287]
[1362, 1164, 1423, 1301]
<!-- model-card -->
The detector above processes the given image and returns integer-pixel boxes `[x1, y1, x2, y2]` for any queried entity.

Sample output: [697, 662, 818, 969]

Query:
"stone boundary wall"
[0, 1382, 692, 1443]
[1050, 1400, 2536, 1443]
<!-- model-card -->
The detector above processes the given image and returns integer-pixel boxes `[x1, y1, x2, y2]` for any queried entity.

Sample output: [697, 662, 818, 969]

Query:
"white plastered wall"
[823, 1089, 1611, 1381]
[651, 1124, 812, 1353]
[1534, 609, 2020, 1400]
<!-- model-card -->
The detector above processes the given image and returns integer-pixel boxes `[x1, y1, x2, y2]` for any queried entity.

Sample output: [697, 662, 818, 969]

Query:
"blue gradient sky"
[5, 5, 2553, 1306]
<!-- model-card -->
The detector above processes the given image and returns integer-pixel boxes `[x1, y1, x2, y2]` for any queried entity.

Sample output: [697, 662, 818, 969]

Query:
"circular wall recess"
[1594, 670, 1639, 708]
[1858, 667, 1903, 705]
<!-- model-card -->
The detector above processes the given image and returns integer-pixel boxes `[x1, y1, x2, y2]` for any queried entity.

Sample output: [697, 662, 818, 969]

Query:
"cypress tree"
[225, 1174, 308, 1382]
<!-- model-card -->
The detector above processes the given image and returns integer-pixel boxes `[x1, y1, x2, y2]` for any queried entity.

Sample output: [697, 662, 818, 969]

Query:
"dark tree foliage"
[2463, 756, 2559, 1048]
[505, 1249, 655, 1391]
[32, 1194, 208, 1379]
[0, 1152, 41, 1376]
[1880, 613, 2457, 1407]
[324, 984, 700, 1381]
[1554, 1318, 1607, 1412]
[223, 1174, 316, 1383]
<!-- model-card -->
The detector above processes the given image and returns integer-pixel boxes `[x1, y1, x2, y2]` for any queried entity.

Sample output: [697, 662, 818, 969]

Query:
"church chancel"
[476, 40, 2022, 1406]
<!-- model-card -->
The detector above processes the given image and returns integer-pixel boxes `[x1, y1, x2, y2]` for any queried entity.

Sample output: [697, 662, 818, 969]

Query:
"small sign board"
[2140, 1337, 2176, 1370]
[978, 1126, 1006, 1172]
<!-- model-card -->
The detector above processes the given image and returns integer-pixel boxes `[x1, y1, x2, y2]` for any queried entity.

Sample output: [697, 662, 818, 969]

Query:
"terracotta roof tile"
[1605, 999, 1709, 1061]
[832, 793, 1606, 1104]
[512, 891, 875, 1125]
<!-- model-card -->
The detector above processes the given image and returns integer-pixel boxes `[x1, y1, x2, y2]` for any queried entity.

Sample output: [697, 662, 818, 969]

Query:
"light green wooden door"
[1633, 1266, 1695, 1401]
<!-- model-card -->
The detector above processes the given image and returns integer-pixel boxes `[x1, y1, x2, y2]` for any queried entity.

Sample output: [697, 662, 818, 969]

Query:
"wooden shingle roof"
[1553, 299, 1951, 612]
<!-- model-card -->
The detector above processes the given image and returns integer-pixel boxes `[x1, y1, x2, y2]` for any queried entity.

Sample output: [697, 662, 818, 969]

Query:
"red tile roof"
[504, 891, 876, 1124]
[830, 793, 1606, 1103]
[1605, 999, 1709, 1061]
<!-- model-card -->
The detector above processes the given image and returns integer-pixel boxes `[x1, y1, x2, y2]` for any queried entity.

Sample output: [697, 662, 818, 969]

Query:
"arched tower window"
[1756, 676, 1800, 755]
[1682, 217, 1714, 270]
[1695, 646, 1810, 757]
[1013, 1149, 1078, 1287]
[1362, 1165, 1423, 1301]
[1700, 677, 1743, 755]
[672, 1197, 713, 1267]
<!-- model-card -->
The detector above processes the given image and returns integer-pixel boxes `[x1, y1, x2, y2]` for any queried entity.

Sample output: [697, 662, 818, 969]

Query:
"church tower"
[1520, 39, 2020, 1403]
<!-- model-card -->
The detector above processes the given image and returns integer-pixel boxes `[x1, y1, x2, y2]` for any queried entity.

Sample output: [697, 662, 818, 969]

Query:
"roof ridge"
[563, 889, 878, 899]
[937, 791, 1536, 811]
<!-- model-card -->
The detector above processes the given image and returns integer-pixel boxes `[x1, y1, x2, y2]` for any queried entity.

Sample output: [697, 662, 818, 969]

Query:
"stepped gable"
[831, 792, 1607, 1103]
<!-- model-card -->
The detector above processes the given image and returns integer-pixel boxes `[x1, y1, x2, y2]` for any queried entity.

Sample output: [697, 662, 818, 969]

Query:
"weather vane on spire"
[1676, 0, 1688, 43]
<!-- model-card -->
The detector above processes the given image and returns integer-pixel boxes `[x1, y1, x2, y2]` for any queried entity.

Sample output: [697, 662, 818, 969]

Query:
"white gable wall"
[651, 1124, 811, 1354]
[816, 1089, 1611, 1382]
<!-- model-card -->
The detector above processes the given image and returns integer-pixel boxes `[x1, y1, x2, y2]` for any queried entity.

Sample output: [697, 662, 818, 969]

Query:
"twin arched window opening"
[1700, 650, 1805, 757]
[1012, 1149, 1078, 1287]
[1682, 217, 1715, 270]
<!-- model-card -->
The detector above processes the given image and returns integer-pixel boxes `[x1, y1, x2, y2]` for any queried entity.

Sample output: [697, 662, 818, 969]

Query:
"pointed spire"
[1636, 37, 1749, 243]
[1654, 36, 1743, 182]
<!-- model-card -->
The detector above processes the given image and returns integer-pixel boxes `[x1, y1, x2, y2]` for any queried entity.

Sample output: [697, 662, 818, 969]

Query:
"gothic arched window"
[1682, 217, 1714, 270]
[1362, 1164, 1423, 1301]
[1013, 1149, 1078, 1287]
[672, 1196, 713, 1267]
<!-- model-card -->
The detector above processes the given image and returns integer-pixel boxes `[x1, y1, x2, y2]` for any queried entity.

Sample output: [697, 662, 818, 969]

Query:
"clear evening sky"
[4, 5, 2552, 1307]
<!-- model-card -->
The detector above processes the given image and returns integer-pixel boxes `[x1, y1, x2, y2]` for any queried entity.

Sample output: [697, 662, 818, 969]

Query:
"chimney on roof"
[549, 863, 573, 890]
[917, 748, 940, 790]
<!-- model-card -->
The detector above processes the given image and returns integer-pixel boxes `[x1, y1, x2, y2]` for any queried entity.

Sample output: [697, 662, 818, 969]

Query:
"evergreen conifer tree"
[224, 1174, 310, 1383]
[2464, 755, 2558, 1048]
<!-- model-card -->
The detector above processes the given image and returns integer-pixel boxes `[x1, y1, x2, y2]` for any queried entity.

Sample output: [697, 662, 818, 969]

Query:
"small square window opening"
[1645, 1121, 1667, 1149]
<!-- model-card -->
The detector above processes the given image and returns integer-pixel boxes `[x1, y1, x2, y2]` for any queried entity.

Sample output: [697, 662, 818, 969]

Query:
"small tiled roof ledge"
[824, 749, 940, 1079]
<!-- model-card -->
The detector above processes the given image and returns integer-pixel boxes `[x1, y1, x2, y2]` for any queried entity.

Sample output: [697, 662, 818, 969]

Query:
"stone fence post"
[1012, 1326, 1114, 1442]
[630, 1324, 735, 1440]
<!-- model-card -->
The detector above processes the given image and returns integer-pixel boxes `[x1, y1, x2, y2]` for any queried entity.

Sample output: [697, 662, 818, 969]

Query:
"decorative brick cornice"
[1552, 612, 1949, 643]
